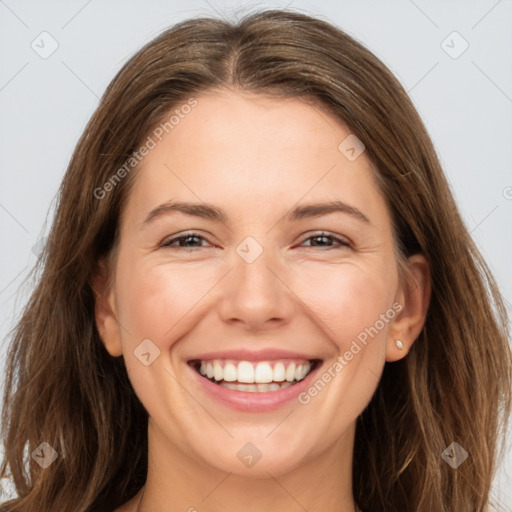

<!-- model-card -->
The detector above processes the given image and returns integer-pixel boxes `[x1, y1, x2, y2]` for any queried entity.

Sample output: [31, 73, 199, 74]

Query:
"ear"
[386, 254, 431, 362]
[90, 258, 123, 357]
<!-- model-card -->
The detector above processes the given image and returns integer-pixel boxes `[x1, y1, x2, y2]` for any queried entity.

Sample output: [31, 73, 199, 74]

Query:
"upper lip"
[187, 348, 321, 362]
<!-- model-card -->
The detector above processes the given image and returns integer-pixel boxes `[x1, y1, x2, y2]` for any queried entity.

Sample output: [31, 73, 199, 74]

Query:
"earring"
[395, 340, 405, 350]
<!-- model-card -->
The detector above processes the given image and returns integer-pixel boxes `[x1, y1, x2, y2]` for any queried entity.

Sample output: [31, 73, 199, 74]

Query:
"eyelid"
[160, 230, 214, 248]
[298, 231, 352, 248]
[160, 230, 352, 250]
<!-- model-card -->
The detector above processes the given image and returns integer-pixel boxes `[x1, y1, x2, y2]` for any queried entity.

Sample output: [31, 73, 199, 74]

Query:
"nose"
[216, 243, 295, 332]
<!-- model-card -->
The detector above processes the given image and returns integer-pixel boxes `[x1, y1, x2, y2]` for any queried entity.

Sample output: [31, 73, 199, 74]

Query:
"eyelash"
[160, 231, 351, 250]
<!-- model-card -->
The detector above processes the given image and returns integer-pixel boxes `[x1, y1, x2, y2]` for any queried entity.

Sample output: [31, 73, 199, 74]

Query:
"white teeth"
[237, 361, 255, 383]
[220, 381, 293, 392]
[196, 359, 314, 386]
[223, 363, 237, 382]
[285, 362, 296, 382]
[254, 362, 273, 383]
[273, 362, 286, 382]
[213, 361, 223, 381]
[258, 382, 280, 392]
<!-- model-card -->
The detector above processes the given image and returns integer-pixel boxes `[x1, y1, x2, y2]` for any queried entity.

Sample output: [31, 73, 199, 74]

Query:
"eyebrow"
[142, 199, 371, 227]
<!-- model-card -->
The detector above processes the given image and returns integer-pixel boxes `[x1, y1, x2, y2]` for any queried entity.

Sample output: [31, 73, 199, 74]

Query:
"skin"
[92, 89, 430, 512]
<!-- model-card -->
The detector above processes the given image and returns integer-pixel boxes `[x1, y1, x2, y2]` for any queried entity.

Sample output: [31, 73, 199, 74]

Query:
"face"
[95, 89, 429, 479]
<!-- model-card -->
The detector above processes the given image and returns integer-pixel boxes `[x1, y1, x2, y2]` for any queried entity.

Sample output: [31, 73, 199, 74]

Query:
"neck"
[136, 418, 359, 512]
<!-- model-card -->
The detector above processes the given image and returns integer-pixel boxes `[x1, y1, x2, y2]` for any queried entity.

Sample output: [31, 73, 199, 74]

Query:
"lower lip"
[187, 362, 322, 412]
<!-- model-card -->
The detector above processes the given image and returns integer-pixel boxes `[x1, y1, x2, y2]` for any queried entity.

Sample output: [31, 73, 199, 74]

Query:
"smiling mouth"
[189, 358, 321, 393]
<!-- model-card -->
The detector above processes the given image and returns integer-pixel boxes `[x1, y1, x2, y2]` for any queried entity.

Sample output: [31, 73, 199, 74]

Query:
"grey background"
[0, 0, 511, 508]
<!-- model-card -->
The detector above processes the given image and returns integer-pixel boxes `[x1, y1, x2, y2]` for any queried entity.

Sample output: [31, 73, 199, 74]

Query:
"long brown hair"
[1, 9, 510, 512]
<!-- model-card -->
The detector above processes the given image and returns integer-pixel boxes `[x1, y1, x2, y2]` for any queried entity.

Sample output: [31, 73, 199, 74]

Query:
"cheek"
[115, 256, 219, 346]
[113, 257, 215, 416]
[290, 260, 397, 348]
[289, 263, 396, 438]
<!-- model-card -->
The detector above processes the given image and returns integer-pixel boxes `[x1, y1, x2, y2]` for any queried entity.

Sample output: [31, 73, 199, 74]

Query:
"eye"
[160, 231, 351, 250]
[160, 231, 211, 249]
[300, 232, 351, 249]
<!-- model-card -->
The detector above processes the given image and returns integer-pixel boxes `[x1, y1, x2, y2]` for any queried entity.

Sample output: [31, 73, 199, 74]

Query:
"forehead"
[121, 90, 390, 230]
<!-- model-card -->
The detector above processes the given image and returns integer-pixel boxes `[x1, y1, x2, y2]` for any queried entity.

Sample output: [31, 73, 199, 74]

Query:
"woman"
[1, 9, 510, 512]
